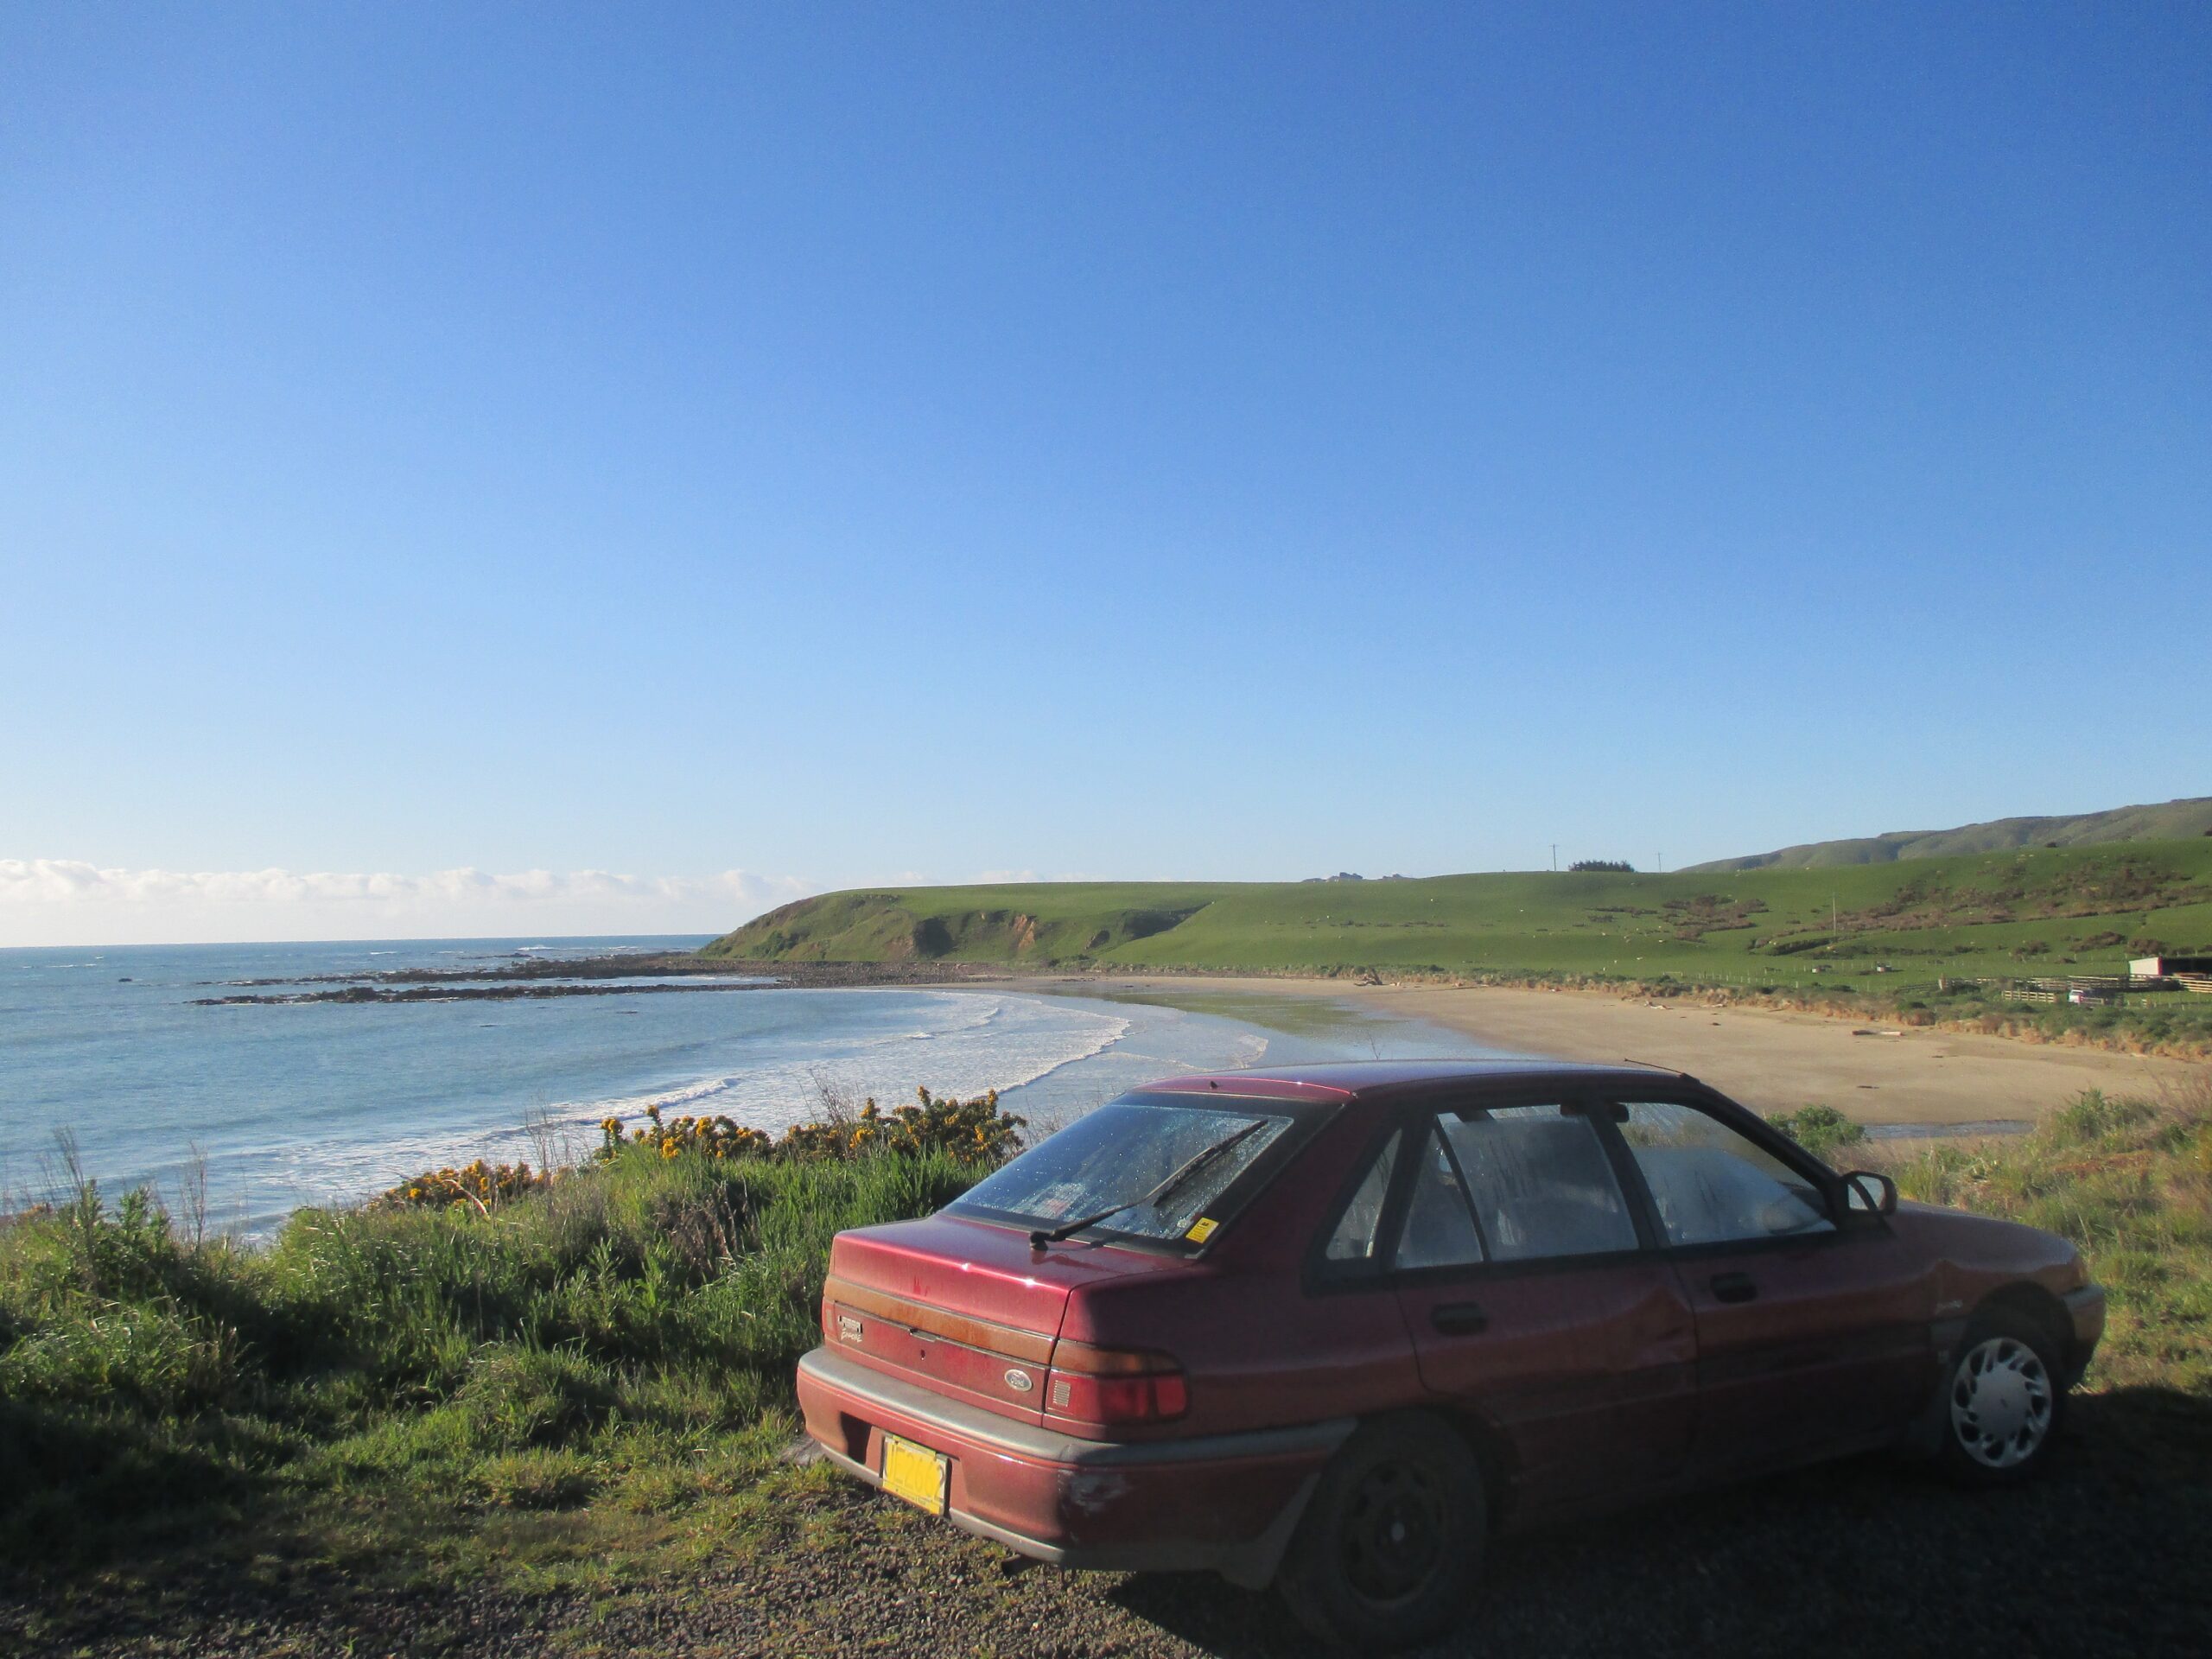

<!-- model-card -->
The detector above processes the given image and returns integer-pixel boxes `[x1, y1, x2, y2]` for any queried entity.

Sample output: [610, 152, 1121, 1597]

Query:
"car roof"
[1138, 1057, 1700, 1105]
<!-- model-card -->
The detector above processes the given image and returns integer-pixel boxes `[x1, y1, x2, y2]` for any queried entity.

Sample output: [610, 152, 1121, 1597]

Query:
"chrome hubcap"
[1949, 1336, 2053, 1469]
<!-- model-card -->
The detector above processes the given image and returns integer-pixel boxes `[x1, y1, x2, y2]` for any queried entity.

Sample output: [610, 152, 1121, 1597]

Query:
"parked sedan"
[796, 1061, 2103, 1649]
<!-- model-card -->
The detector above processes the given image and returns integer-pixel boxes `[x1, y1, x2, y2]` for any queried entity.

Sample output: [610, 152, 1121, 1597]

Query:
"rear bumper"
[796, 1346, 1351, 1588]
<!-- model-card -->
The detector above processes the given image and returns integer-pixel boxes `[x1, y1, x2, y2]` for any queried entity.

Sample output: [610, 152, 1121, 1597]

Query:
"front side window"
[1617, 1101, 1834, 1246]
[951, 1097, 1294, 1243]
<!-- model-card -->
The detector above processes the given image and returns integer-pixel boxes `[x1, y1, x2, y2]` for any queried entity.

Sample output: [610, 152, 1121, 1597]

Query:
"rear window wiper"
[1027, 1118, 1270, 1249]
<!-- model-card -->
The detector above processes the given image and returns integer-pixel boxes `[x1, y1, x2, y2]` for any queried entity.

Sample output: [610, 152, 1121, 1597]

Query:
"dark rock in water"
[187, 954, 1001, 1006]
[118, 976, 133, 982]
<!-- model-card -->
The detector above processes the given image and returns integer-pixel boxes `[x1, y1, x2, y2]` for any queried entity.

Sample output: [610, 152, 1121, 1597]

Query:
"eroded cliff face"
[706, 895, 1207, 963]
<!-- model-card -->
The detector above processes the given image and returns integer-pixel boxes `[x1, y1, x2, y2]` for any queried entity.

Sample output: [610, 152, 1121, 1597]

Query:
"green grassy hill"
[1684, 796, 2212, 872]
[705, 839, 2212, 995]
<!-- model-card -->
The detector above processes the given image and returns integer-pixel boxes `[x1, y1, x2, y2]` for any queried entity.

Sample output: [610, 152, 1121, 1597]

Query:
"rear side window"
[1395, 1124, 1484, 1268]
[1440, 1105, 1638, 1262]
[1324, 1129, 1402, 1263]
[1392, 1103, 1640, 1269]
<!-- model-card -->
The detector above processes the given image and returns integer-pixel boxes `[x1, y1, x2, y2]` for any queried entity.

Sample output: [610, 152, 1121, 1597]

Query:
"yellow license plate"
[880, 1433, 950, 1516]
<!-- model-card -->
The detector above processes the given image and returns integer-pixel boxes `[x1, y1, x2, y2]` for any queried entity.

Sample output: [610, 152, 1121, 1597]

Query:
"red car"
[797, 1061, 2104, 1649]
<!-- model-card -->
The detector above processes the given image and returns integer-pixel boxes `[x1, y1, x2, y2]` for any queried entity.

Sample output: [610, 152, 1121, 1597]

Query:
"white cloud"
[0, 860, 817, 947]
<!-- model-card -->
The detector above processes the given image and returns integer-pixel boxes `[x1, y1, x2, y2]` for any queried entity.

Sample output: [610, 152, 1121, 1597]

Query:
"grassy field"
[707, 841, 2212, 1051]
[704, 840, 2212, 986]
[4, 1076, 2209, 1656]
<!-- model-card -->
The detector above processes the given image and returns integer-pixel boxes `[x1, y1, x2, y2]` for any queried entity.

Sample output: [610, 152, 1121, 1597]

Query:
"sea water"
[0, 936, 1503, 1236]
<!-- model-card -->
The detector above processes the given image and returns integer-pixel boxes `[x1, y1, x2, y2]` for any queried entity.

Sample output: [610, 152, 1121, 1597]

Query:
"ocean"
[0, 936, 1506, 1237]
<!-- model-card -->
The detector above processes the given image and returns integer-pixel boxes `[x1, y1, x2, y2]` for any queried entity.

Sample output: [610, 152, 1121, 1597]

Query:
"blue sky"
[3, 3, 2207, 944]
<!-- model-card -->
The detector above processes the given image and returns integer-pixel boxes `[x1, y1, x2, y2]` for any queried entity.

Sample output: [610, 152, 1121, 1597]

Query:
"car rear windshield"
[950, 1095, 1300, 1247]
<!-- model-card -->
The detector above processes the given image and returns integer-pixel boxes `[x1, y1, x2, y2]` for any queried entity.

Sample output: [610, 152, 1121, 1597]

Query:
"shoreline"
[171, 937, 2205, 1128]
[1002, 971, 2202, 1126]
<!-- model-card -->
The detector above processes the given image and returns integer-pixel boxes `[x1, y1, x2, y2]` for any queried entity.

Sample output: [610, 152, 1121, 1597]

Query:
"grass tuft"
[0, 1121, 993, 1580]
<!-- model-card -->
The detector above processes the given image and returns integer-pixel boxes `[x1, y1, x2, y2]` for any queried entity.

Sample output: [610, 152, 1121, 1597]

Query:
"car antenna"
[1620, 1057, 1694, 1077]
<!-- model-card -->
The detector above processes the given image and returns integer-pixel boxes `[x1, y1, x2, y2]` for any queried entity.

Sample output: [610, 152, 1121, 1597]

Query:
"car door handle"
[1710, 1272, 1758, 1304]
[1430, 1302, 1489, 1335]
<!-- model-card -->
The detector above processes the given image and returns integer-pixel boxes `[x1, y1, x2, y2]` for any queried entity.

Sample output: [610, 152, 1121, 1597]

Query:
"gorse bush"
[607, 1107, 776, 1163]
[372, 1087, 1025, 1213]
[600, 1086, 1026, 1167]
[0, 1094, 1004, 1568]
[372, 1084, 1026, 1211]
[377, 1158, 552, 1211]
[1765, 1104, 1871, 1162]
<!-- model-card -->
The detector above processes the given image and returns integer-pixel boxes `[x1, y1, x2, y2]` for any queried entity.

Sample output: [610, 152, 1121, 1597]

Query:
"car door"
[1385, 1096, 1698, 1515]
[1603, 1092, 1934, 1480]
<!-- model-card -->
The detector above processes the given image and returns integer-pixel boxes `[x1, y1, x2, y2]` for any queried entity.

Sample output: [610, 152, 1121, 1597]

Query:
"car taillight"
[1046, 1340, 1189, 1425]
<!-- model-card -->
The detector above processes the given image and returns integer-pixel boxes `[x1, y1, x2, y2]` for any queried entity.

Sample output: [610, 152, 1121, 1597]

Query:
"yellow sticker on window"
[1185, 1217, 1218, 1243]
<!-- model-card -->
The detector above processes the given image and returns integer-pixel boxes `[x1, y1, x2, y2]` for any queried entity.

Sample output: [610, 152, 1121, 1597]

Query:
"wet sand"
[1014, 974, 2202, 1126]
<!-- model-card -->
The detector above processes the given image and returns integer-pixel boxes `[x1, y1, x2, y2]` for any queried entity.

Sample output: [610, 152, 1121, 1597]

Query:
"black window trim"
[1314, 1085, 1661, 1293]
[1304, 1078, 1890, 1295]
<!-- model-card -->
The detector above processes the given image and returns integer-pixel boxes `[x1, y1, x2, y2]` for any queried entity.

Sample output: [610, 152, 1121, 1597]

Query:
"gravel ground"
[8, 1390, 2208, 1659]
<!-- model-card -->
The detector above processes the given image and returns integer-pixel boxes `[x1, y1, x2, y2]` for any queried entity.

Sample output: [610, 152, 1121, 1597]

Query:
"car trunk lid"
[823, 1214, 1194, 1426]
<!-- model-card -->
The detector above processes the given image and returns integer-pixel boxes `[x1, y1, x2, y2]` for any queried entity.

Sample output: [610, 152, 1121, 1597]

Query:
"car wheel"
[1936, 1306, 2064, 1487]
[1277, 1412, 1485, 1653]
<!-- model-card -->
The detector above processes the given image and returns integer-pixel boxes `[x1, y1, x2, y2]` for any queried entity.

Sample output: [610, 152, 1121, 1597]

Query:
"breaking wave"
[258, 991, 1129, 1224]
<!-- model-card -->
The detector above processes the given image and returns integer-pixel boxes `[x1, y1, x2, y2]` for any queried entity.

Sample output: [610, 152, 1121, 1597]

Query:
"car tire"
[1276, 1411, 1485, 1653]
[1936, 1306, 2065, 1488]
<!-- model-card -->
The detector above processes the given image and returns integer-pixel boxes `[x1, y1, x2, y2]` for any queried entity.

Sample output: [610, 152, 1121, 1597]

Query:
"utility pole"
[1551, 844, 1558, 872]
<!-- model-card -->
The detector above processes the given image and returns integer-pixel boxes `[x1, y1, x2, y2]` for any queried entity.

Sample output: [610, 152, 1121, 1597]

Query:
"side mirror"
[1842, 1171, 1897, 1217]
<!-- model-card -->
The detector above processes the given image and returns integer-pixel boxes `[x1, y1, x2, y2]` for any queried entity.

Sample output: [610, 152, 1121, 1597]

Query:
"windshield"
[952, 1099, 1295, 1243]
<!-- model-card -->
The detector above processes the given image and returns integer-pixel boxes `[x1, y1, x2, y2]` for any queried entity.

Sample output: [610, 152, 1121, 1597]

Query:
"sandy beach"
[1022, 974, 2202, 1127]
